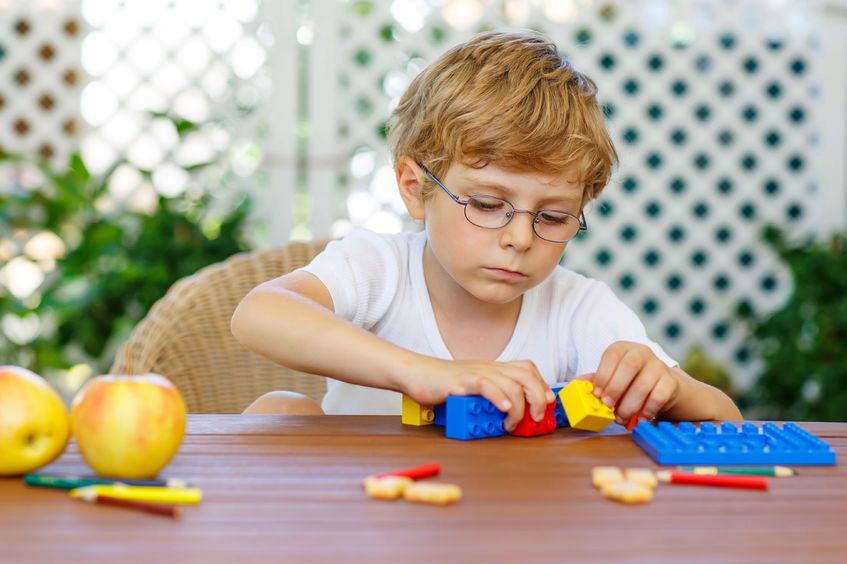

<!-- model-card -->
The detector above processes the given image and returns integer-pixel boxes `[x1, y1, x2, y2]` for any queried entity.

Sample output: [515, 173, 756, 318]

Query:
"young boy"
[231, 31, 741, 429]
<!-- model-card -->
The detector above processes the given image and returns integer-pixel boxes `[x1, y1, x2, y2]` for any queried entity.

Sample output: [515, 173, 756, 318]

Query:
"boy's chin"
[466, 283, 527, 306]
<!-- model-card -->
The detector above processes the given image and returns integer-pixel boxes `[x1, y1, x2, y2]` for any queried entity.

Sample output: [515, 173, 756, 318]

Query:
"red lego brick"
[509, 399, 557, 437]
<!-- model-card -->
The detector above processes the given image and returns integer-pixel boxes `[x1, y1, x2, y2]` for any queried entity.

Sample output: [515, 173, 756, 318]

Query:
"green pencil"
[677, 466, 796, 477]
[24, 473, 187, 490]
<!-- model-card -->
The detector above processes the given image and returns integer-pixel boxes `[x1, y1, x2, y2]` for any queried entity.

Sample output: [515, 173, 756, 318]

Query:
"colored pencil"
[677, 466, 796, 478]
[372, 463, 441, 480]
[656, 470, 769, 490]
[81, 474, 189, 488]
[24, 473, 187, 490]
[625, 409, 643, 431]
[622, 397, 647, 431]
[73, 489, 183, 518]
[70, 485, 203, 505]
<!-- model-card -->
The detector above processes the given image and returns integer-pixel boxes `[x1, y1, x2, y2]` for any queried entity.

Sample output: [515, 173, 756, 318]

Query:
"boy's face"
[416, 161, 584, 306]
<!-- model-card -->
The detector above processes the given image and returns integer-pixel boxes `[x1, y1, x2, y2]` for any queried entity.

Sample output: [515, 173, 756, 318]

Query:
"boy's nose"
[499, 210, 534, 251]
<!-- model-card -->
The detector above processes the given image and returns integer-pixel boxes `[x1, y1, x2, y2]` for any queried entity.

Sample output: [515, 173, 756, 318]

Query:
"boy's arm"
[231, 270, 413, 391]
[582, 341, 742, 424]
[658, 366, 742, 421]
[230, 271, 553, 427]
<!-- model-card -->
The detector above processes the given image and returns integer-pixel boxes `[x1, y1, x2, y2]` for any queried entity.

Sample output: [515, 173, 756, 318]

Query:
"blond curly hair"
[388, 30, 618, 205]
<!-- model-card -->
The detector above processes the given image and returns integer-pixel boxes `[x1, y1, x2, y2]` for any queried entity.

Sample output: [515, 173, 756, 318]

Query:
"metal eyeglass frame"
[420, 165, 587, 243]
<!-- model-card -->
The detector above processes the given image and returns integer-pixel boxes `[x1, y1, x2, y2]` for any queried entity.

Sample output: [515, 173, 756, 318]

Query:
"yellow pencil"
[70, 485, 203, 505]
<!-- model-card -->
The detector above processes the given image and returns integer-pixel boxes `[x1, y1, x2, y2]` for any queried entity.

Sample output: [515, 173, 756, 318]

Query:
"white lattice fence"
[306, 0, 844, 389]
[1, 0, 293, 239]
[76, 0, 284, 244]
[0, 0, 83, 166]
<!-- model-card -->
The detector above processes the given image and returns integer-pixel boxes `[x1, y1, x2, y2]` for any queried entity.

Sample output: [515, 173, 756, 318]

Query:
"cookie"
[403, 482, 462, 505]
[624, 468, 658, 489]
[363, 475, 412, 500]
[601, 480, 654, 504]
[592, 466, 625, 489]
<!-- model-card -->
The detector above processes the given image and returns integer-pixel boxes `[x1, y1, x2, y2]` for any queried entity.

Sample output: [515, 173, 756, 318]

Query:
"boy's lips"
[483, 267, 527, 280]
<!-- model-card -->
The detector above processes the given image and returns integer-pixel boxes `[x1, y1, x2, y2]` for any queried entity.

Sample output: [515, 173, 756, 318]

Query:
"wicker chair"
[109, 240, 330, 413]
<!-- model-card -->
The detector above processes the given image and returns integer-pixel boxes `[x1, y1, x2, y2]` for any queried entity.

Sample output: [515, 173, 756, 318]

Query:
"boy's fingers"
[600, 349, 644, 407]
[592, 346, 625, 398]
[615, 370, 658, 420]
[506, 362, 549, 421]
[502, 380, 528, 427]
[526, 382, 550, 421]
[480, 377, 524, 431]
[639, 378, 674, 420]
[475, 377, 512, 413]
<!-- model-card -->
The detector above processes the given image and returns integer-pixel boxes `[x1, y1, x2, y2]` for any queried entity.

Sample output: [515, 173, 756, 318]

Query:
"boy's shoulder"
[544, 264, 603, 293]
[317, 228, 425, 272]
[332, 228, 424, 256]
[539, 265, 617, 309]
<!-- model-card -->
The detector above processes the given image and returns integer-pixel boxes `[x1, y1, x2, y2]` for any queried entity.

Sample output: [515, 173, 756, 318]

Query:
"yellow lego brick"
[402, 395, 435, 426]
[559, 380, 615, 432]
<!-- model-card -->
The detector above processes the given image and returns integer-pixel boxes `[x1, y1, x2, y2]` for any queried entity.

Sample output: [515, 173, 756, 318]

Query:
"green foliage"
[0, 150, 251, 377]
[738, 226, 847, 421]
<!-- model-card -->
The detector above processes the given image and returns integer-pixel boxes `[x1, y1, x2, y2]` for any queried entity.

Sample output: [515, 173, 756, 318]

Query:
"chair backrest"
[110, 240, 330, 413]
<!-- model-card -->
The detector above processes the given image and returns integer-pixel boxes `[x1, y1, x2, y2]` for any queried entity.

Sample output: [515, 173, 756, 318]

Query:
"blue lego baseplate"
[632, 421, 837, 465]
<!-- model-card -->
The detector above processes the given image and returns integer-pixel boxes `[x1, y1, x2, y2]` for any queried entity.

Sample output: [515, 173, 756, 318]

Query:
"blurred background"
[1, 0, 846, 420]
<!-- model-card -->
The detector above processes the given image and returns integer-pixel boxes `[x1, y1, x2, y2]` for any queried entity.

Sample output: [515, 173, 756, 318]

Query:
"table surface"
[2, 415, 846, 563]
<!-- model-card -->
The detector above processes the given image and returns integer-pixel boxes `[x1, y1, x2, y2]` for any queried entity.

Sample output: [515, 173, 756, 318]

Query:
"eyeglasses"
[421, 166, 587, 243]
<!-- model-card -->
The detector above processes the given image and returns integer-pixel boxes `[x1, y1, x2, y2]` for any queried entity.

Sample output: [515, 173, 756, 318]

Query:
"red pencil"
[371, 463, 441, 481]
[656, 471, 769, 490]
[621, 397, 647, 431]
[625, 409, 643, 431]
[74, 489, 183, 518]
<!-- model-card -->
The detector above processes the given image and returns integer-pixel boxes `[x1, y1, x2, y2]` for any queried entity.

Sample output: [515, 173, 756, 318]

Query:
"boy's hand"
[404, 358, 555, 432]
[577, 341, 680, 425]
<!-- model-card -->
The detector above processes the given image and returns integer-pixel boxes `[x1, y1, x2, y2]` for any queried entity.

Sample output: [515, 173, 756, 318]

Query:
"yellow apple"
[71, 373, 187, 479]
[0, 366, 71, 476]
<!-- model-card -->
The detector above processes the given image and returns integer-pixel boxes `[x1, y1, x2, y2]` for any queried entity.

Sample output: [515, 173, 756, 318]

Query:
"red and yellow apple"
[0, 366, 71, 476]
[71, 373, 186, 479]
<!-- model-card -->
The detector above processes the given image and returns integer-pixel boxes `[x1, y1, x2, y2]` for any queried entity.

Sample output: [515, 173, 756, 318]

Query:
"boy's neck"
[422, 243, 522, 322]
[422, 243, 522, 361]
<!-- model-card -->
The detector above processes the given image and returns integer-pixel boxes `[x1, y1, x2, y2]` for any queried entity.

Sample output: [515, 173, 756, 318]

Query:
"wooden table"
[2, 416, 845, 562]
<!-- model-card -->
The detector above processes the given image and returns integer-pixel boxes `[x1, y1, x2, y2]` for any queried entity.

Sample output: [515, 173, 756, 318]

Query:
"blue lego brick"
[444, 395, 506, 440]
[632, 421, 837, 465]
[434, 402, 446, 426]
[551, 384, 569, 428]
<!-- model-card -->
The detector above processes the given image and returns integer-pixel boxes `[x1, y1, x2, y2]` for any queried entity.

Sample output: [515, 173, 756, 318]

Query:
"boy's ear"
[395, 156, 426, 221]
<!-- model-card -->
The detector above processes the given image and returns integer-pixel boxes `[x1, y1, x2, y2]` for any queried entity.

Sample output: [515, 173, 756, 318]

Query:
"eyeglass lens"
[465, 195, 580, 242]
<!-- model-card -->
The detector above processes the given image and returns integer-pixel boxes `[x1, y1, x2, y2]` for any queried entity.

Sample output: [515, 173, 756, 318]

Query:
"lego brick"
[558, 380, 615, 432]
[632, 421, 837, 465]
[510, 399, 557, 437]
[551, 384, 569, 428]
[444, 395, 506, 440]
[401, 395, 434, 426]
[431, 391, 563, 429]
[434, 402, 446, 426]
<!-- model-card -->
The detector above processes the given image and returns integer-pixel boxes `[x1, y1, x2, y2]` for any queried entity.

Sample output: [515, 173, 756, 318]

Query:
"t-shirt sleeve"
[298, 229, 399, 329]
[565, 279, 677, 377]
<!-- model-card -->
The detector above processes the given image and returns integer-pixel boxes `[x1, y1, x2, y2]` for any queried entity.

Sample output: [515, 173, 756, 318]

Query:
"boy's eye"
[469, 196, 506, 212]
[539, 211, 571, 225]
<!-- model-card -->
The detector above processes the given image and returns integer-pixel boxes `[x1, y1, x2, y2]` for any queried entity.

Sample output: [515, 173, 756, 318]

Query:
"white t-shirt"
[300, 229, 675, 415]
